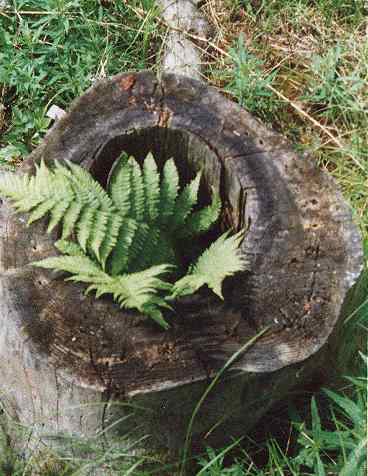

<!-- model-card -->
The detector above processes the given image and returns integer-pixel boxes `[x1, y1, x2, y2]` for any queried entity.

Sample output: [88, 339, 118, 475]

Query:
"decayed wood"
[157, 0, 208, 78]
[0, 72, 363, 453]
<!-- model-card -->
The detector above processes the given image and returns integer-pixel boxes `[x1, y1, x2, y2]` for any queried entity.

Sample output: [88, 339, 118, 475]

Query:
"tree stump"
[0, 72, 363, 455]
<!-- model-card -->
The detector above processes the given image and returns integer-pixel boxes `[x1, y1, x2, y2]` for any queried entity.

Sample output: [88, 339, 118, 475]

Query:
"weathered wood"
[0, 72, 363, 455]
[157, 0, 208, 78]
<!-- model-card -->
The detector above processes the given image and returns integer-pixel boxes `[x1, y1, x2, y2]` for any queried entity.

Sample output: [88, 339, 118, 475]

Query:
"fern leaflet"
[172, 230, 247, 299]
[178, 188, 221, 238]
[129, 157, 145, 221]
[34, 254, 173, 328]
[158, 158, 179, 225]
[55, 239, 85, 257]
[143, 152, 160, 222]
[108, 154, 131, 217]
[171, 171, 202, 230]
[108, 219, 138, 276]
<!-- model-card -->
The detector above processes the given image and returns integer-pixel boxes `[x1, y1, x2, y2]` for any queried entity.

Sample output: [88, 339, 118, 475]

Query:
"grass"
[0, 0, 367, 474]
[196, 353, 367, 476]
[0, 0, 161, 163]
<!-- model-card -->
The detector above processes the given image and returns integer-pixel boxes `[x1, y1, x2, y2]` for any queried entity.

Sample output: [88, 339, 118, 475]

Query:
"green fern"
[158, 158, 179, 226]
[106, 153, 221, 273]
[171, 230, 247, 299]
[0, 153, 247, 328]
[177, 187, 222, 239]
[142, 153, 160, 222]
[170, 171, 202, 230]
[108, 153, 131, 217]
[33, 251, 173, 329]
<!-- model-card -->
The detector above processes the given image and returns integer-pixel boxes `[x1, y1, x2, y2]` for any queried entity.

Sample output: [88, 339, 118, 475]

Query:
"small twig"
[266, 84, 344, 148]
[0, 10, 11, 19]
[266, 84, 366, 171]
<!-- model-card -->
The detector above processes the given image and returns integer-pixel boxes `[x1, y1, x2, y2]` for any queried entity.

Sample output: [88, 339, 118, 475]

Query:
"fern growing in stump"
[0, 153, 247, 328]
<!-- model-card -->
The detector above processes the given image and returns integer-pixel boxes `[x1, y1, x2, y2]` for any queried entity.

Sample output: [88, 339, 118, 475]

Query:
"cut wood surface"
[0, 72, 363, 452]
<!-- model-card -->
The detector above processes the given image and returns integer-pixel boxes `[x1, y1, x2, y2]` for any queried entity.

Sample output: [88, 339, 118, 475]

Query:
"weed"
[303, 44, 367, 125]
[224, 35, 278, 121]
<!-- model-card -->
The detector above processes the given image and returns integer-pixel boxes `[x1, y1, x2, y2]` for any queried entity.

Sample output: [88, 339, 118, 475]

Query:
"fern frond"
[34, 251, 173, 329]
[125, 222, 150, 269]
[76, 207, 97, 252]
[53, 162, 123, 261]
[0, 172, 31, 204]
[171, 274, 207, 300]
[89, 210, 111, 261]
[33, 159, 49, 184]
[92, 264, 173, 302]
[33, 254, 106, 280]
[55, 239, 85, 257]
[12, 195, 46, 213]
[47, 199, 74, 233]
[128, 225, 161, 272]
[61, 201, 85, 239]
[27, 198, 58, 225]
[99, 213, 124, 268]
[141, 304, 170, 329]
[129, 157, 145, 221]
[172, 230, 247, 299]
[143, 152, 160, 222]
[158, 158, 179, 225]
[56, 160, 113, 211]
[178, 188, 221, 238]
[0, 152, 246, 330]
[87, 264, 174, 329]
[149, 231, 177, 267]
[108, 153, 131, 217]
[0, 167, 71, 214]
[108, 219, 138, 276]
[170, 171, 202, 230]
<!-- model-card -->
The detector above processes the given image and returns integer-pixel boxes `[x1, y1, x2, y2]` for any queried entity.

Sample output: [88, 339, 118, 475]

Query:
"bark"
[0, 72, 363, 455]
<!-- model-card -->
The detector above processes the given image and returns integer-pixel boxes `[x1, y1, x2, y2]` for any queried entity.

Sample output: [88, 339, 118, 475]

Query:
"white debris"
[46, 105, 66, 121]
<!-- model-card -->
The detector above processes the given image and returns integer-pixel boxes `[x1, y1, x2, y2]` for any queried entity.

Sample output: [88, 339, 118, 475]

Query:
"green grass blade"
[180, 326, 270, 475]
[339, 437, 367, 476]
[324, 389, 364, 425]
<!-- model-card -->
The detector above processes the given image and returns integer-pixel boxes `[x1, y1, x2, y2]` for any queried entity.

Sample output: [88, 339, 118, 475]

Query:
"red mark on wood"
[119, 75, 136, 91]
